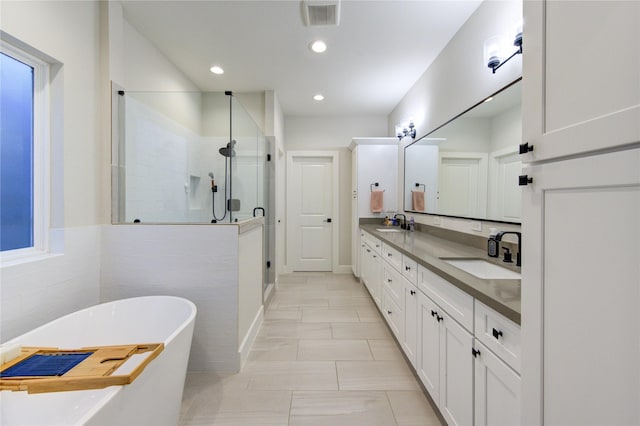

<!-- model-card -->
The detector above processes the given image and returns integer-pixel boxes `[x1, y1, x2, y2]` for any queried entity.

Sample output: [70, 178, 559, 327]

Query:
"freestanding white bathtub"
[0, 296, 196, 426]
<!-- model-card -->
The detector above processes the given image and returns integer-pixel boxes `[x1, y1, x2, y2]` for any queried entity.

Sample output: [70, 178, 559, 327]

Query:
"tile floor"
[179, 272, 442, 426]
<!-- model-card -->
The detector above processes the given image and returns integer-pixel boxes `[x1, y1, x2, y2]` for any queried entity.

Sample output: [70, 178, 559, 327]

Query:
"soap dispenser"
[488, 228, 499, 258]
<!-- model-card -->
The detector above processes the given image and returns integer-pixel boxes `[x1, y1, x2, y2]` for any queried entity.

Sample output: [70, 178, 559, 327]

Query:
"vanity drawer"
[382, 287, 403, 340]
[402, 257, 418, 284]
[382, 243, 403, 272]
[475, 300, 521, 373]
[361, 230, 382, 254]
[418, 265, 474, 332]
[382, 262, 403, 306]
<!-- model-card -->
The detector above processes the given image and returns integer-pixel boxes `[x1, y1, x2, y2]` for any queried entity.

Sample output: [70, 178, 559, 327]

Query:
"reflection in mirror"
[404, 79, 522, 224]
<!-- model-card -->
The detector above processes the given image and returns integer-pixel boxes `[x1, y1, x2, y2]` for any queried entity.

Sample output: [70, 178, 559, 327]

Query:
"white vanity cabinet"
[381, 243, 404, 342]
[417, 269, 474, 426]
[522, 3, 640, 423]
[401, 278, 418, 369]
[360, 231, 382, 308]
[473, 300, 521, 426]
[473, 339, 521, 426]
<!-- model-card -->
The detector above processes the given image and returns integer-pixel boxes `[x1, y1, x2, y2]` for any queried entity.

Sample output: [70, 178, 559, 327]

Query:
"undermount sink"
[376, 228, 402, 233]
[442, 258, 521, 280]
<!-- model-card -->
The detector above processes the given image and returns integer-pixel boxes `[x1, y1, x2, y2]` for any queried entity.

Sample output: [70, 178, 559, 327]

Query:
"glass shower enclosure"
[111, 88, 274, 289]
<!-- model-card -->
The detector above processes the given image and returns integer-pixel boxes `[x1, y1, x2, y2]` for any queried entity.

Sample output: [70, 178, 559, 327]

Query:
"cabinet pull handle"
[431, 310, 437, 317]
[388, 279, 392, 283]
[437, 315, 443, 322]
[410, 290, 416, 295]
[376, 244, 380, 248]
[387, 310, 392, 315]
[492, 328, 504, 339]
[472, 348, 481, 358]
[405, 265, 411, 271]
[366, 249, 371, 253]
[519, 175, 533, 186]
[387, 253, 392, 257]
[519, 142, 534, 154]
[373, 255, 377, 258]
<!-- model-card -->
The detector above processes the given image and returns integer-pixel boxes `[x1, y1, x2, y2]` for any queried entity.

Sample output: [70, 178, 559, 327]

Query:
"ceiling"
[121, 0, 482, 117]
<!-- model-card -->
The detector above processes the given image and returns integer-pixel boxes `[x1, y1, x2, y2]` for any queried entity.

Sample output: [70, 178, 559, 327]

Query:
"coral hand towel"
[412, 190, 425, 211]
[370, 190, 384, 213]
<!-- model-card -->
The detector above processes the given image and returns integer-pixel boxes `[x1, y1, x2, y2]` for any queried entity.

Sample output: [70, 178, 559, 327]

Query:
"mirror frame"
[403, 77, 522, 225]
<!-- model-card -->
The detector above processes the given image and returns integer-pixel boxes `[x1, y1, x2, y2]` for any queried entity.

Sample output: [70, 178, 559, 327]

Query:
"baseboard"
[238, 305, 264, 370]
[333, 265, 353, 274]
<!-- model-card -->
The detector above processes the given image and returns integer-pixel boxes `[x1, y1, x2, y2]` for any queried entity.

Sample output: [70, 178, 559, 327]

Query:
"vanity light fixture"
[310, 40, 327, 53]
[396, 120, 417, 141]
[210, 65, 224, 75]
[484, 19, 522, 74]
[313, 94, 324, 101]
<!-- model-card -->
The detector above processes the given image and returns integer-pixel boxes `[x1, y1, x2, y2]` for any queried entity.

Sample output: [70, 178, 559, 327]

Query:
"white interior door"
[287, 154, 334, 271]
[438, 152, 488, 217]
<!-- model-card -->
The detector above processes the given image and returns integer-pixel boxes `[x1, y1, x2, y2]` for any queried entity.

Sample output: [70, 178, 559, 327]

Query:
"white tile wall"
[100, 224, 242, 371]
[0, 226, 101, 342]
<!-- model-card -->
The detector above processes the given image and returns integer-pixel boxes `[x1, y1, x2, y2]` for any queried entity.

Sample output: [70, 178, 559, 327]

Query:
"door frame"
[285, 151, 340, 273]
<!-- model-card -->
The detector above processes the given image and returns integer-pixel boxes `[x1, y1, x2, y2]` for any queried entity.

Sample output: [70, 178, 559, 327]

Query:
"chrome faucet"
[393, 213, 407, 229]
[495, 231, 521, 267]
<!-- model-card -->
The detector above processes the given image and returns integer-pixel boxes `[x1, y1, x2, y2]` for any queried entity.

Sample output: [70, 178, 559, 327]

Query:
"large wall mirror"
[404, 78, 522, 224]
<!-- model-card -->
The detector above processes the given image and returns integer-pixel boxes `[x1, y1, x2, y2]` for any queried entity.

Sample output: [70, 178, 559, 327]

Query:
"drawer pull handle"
[388, 279, 392, 283]
[366, 249, 371, 253]
[410, 290, 416, 295]
[437, 315, 443, 322]
[405, 266, 411, 271]
[387, 253, 392, 257]
[472, 348, 481, 358]
[387, 310, 392, 315]
[492, 328, 504, 339]
[431, 310, 437, 317]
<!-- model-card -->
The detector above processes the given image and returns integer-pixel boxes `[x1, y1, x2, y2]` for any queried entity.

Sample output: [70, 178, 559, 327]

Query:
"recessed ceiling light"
[313, 94, 324, 101]
[310, 40, 327, 53]
[210, 66, 224, 75]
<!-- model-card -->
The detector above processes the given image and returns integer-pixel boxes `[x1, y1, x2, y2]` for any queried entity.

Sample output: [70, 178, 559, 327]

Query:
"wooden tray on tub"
[0, 343, 163, 394]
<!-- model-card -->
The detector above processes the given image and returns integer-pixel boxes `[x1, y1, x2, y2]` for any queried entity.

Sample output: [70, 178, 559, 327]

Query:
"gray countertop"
[360, 224, 521, 324]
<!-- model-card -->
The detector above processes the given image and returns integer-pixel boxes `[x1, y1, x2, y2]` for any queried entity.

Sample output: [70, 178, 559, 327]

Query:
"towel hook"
[370, 182, 385, 192]
[415, 183, 426, 192]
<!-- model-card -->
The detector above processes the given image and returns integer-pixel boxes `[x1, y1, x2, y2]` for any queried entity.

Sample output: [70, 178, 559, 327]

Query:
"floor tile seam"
[385, 391, 401, 426]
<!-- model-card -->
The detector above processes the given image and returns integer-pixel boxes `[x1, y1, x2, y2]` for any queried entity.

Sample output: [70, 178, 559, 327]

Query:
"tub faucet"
[495, 231, 521, 267]
[394, 213, 407, 229]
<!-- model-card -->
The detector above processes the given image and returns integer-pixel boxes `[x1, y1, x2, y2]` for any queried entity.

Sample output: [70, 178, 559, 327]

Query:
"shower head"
[218, 140, 236, 157]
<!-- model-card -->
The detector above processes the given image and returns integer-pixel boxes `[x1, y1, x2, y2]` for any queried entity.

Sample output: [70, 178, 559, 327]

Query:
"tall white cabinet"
[521, 1, 640, 424]
[350, 138, 398, 277]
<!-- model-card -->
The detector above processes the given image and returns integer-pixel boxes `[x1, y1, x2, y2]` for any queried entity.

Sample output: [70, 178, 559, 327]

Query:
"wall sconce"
[396, 120, 417, 140]
[484, 19, 523, 74]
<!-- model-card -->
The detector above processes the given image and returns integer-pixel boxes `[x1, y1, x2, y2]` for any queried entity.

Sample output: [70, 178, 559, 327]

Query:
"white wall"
[0, 1, 103, 341]
[101, 224, 242, 371]
[284, 115, 387, 268]
[390, 0, 523, 238]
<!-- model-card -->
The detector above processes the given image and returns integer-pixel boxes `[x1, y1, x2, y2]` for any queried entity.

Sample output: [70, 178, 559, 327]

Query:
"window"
[0, 40, 49, 258]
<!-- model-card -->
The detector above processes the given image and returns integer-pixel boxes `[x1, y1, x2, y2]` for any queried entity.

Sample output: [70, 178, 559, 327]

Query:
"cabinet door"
[417, 292, 441, 403]
[439, 311, 473, 426]
[521, 148, 640, 425]
[474, 340, 520, 426]
[522, 0, 640, 162]
[370, 249, 382, 308]
[402, 279, 418, 369]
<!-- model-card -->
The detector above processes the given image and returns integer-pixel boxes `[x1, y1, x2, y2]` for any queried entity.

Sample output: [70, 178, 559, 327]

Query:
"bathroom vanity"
[359, 224, 521, 425]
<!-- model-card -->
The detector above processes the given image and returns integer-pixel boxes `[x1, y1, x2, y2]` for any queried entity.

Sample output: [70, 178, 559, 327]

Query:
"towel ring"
[415, 183, 426, 192]
[370, 182, 385, 192]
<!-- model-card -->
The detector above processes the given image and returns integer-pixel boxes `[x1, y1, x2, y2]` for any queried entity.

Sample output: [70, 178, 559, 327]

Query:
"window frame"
[0, 40, 50, 262]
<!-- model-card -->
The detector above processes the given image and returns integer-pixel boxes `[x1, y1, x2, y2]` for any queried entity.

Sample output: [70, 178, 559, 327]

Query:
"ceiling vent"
[302, 1, 341, 27]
